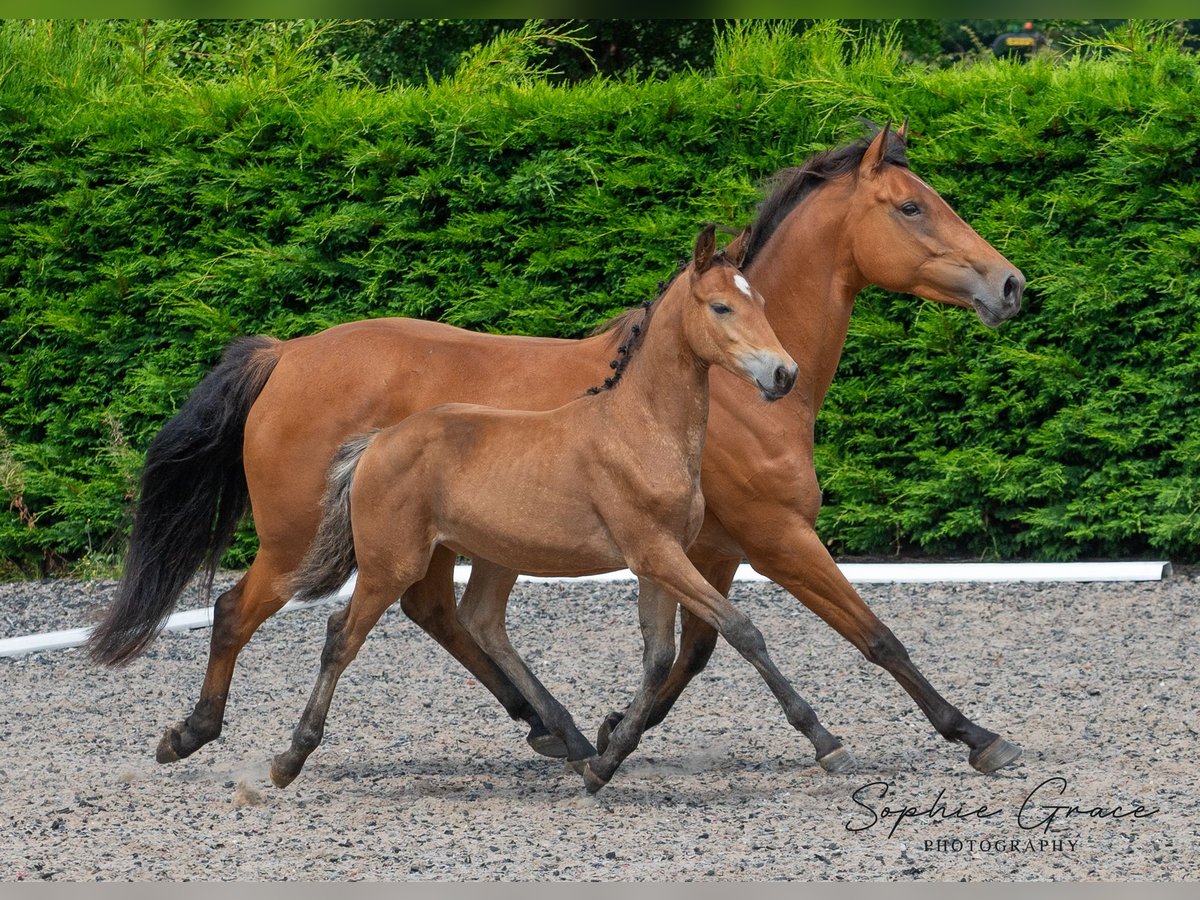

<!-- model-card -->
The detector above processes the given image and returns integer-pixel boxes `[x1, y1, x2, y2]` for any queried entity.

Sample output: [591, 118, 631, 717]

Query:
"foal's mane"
[586, 251, 737, 395]
[740, 125, 910, 268]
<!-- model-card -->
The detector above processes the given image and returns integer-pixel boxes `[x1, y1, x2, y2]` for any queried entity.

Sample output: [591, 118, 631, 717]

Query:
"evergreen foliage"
[2, 20, 1198, 574]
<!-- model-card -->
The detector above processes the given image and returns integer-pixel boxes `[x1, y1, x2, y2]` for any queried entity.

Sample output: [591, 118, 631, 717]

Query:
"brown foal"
[90, 121, 1025, 776]
[269, 226, 845, 792]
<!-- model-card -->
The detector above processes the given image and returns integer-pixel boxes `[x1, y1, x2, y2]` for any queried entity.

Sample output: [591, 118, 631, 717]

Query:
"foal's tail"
[87, 336, 281, 667]
[288, 432, 377, 605]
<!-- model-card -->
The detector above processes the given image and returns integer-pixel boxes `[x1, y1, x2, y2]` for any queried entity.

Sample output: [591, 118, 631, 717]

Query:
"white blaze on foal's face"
[699, 263, 797, 402]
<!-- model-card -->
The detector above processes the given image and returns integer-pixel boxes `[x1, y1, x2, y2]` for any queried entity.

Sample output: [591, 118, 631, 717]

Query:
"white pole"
[0, 560, 1172, 659]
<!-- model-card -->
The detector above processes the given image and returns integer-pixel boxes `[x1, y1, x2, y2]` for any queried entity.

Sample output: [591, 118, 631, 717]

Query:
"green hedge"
[2, 20, 1198, 575]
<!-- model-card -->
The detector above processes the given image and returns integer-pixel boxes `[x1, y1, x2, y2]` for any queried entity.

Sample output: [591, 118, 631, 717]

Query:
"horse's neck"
[605, 286, 710, 450]
[746, 182, 864, 415]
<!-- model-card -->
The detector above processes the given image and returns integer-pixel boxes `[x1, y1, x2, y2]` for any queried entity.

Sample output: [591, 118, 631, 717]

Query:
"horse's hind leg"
[401, 550, 566, 759]
[456, 568, 597, 767]
[271, 571, 406, 788]
[157, 553, 291, 763]
[584, 578, 678, 792]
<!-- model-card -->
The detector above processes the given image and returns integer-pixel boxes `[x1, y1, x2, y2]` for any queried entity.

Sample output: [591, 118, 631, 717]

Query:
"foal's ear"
[693, 223, 717, 273]
[896, 116, 910, 143]
[860, 119, 893, 178]
[727, 225, 752, 269]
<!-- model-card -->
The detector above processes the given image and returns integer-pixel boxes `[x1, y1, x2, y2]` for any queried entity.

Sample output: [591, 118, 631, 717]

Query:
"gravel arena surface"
[1, 570, 1197, 882]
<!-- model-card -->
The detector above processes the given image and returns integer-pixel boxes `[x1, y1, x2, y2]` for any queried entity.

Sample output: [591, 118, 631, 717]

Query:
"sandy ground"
[0, 570, 1196, 881]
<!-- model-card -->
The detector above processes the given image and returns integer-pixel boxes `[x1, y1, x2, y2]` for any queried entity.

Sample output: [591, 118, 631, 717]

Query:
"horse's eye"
[710, 303, 732, 316]
[900, 201, 921, 217]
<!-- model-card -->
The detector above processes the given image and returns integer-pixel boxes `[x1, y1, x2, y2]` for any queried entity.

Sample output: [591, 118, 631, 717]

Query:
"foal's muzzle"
[765, 364, 797, 400]
[756, 362, 798, 402]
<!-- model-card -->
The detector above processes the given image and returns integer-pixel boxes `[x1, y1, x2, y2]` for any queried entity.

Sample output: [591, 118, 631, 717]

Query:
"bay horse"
[88, 121, 1025, 776]
[270, 226, 849, 791]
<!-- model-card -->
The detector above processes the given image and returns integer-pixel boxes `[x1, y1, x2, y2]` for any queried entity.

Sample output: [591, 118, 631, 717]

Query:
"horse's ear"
[693, 223, 717, 273]
[897, 116, 910, 143]
[860, 119, 892, 178]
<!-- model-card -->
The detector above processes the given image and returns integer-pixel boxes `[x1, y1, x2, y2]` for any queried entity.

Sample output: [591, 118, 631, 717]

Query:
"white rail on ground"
[0, 560, 1173, 659]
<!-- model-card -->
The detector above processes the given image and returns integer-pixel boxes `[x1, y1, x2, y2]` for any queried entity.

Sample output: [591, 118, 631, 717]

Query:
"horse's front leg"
[742, 512, 1022, 775]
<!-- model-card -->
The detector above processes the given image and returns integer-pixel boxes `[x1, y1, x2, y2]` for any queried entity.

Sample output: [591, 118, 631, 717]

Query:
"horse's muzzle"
[973, 271, 1025, 327]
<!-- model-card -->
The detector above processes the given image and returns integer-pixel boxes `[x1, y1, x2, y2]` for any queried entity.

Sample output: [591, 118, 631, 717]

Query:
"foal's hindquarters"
[271, 226, 850, 792]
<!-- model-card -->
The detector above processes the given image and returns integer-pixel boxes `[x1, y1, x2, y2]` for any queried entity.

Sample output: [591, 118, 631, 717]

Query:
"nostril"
[1004, 274, 1023, 305]
[774, 366, 796, 393]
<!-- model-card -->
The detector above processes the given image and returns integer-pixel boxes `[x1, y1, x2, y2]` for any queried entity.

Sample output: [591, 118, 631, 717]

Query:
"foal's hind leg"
[456, 565, 597, 767]
[271, 571, 408, 788]
[157, 553, 291, 763]
[401, 549, 567, 759]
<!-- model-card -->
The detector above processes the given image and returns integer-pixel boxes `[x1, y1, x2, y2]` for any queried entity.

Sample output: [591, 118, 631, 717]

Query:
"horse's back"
[241, 317, 603, 549]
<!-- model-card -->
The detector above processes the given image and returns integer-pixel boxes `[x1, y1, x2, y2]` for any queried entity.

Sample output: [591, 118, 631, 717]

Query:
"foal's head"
[685, 225, 798, 402]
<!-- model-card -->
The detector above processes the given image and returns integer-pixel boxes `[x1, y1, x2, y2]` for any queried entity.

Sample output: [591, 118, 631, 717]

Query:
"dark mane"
[740, 124, 910, 268]
[586, 250, 737, 395]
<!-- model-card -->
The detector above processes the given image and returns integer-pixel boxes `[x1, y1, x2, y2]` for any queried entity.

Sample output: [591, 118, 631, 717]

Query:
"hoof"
[269, 755, 299, 789]
[596, 711, 624, 756]
[582, 761, 609, 795]
[817, 746, 856, 774]
[155, 724, 184, 764]
[526, 726, 568, 760]
[969, 736, 1023, 775]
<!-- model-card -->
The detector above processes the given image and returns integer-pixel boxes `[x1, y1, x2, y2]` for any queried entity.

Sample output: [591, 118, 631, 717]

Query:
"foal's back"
[352, 400, 630, 578]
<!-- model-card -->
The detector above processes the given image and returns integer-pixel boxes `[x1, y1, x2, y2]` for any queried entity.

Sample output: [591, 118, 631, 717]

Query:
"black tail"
[87, 336, 281, 666]
[288, 432, 375, 605]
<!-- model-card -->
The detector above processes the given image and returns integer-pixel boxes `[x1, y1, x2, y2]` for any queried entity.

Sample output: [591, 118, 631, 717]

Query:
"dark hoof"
[596, 711, 624, 755]
[526, 725, 568, 759]
[269, 754, 299, 789]
[969, 736, 1023, 775]
[582, 761, 609, 795]
[155, 723, 186, 763]
[817, 746, 856, 774]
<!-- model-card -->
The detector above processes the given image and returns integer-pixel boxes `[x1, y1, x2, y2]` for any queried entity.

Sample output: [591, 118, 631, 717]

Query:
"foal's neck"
[601, 278, 710, 446]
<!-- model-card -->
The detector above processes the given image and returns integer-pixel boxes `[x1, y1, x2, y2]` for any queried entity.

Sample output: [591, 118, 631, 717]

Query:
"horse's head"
[844, 120, 1024, 327]
[687, 224, 797, 401]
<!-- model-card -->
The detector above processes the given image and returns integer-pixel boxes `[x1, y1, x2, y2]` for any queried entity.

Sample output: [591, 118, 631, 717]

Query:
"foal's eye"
[710, 303, 732, 316]
[900, 201, 922, 217]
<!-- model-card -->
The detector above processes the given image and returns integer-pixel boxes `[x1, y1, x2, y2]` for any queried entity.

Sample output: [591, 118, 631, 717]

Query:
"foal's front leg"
[586, 540, 852, 792]
[583, 577, 678, 792]
[597, 556, 736, 755]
